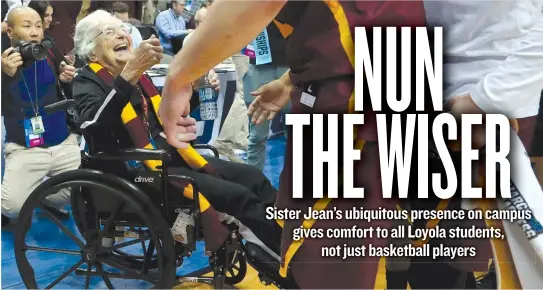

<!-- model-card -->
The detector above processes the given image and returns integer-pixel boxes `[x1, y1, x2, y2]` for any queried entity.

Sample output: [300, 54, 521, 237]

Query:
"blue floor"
[1, 136, 286, 288]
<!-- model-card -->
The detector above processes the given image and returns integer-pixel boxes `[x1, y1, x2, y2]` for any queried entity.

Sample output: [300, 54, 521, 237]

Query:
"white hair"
[73, 10, 118, 61]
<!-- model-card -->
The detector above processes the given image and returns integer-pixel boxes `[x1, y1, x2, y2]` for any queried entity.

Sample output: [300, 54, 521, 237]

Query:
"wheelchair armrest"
[88, 148, 171, 162]
[192, 144, 219, 158]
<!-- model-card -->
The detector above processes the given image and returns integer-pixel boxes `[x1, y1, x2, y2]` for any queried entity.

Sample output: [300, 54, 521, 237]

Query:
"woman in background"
[27, 0, 75, 65]
[28, 0, 52, 29]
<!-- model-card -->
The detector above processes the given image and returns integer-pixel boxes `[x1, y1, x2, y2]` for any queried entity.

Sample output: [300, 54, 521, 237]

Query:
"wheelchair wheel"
[14, 170, 177, 289]
[224, 248, 247, 285]
[71, 187, 186, 273]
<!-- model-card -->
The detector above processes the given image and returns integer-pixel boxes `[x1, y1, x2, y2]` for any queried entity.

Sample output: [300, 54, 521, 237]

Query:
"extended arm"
[159, 0, 287, 149]
[164, 0, 287, 98]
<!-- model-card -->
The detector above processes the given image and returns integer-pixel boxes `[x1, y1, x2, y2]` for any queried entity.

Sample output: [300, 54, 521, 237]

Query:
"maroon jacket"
[275, 1, 427, 288]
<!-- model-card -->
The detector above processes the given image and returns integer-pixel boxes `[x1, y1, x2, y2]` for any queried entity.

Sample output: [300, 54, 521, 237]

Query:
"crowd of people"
[1, 0, 543, 289]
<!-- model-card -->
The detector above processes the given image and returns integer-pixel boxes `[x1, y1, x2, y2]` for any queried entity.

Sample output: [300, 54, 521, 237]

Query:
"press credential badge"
[30, 116, 45, 134]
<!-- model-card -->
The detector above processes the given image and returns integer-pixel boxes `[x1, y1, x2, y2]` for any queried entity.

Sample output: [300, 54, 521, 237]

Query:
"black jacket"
[72, 66, 176, 160]
[74, 66, 142, 154]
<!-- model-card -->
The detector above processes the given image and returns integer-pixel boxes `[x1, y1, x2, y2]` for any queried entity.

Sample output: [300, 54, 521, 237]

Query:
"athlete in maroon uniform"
[159, 1, 426, 288]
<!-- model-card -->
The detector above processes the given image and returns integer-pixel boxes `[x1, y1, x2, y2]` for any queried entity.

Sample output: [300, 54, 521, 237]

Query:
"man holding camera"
[1, 7, 80, 223]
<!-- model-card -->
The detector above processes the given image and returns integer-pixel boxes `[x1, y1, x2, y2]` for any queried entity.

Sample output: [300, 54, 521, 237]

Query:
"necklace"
[136, 84, 151, 138]
[19, 62, 40, 118]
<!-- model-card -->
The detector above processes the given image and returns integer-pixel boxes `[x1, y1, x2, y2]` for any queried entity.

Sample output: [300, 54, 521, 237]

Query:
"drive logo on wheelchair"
[132, 172, 162, 190]
[175, 207, 191, 214]
[135, 176, 155, 183]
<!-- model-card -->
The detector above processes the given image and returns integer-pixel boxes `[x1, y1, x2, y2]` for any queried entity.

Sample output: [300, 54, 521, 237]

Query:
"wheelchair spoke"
[75, 193, 91, 234]
[45, 259, 85, 289]
[84, 263, 93, 289]
[95, 262, 114, 289]
[230, 251, 239, 265]
[141, 240, 147, 256]
[39, 204, 85, 249]
[26, 245, 81, 255]
[100, 202, 125, 237]
[142, 240, 155, 274]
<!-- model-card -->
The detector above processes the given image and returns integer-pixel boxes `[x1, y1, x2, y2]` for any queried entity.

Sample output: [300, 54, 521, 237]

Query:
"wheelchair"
[13, 101, 298, 289]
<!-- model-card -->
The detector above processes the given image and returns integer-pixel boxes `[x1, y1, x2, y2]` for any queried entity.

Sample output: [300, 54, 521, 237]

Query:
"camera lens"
[31, 43, 47, 61]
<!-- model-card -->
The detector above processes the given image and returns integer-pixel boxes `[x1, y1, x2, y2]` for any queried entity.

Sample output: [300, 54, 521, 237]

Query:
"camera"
[12, 40, 47, 63]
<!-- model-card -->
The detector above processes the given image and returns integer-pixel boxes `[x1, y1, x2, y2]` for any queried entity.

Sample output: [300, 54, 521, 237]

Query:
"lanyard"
[19, 61, 40, 117]
[253, 28, 272, 65]
[136, 84, 151, 135]
[242, 28, 273, 65]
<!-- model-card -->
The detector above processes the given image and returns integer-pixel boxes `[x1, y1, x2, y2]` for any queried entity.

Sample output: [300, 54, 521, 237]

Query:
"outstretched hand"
[247, 79, 292, 125]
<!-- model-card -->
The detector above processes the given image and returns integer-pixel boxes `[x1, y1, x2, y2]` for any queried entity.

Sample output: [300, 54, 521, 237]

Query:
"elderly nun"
[70, 10, 284, 259]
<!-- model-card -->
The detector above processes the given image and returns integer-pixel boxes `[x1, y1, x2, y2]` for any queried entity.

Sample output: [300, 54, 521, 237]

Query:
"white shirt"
[4, 0, 31, 21]
[424, 0, 543, 118]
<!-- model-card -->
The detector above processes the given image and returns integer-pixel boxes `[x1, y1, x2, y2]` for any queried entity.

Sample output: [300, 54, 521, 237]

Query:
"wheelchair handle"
[88, 149, 171, 162]
[192, 144, 220, 159]
[44, 99, 76, 114]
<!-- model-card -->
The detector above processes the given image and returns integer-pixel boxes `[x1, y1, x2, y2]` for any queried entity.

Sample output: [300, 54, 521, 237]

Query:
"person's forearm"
[165, 0, 287, 95]
[469, 16, 543, 117]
